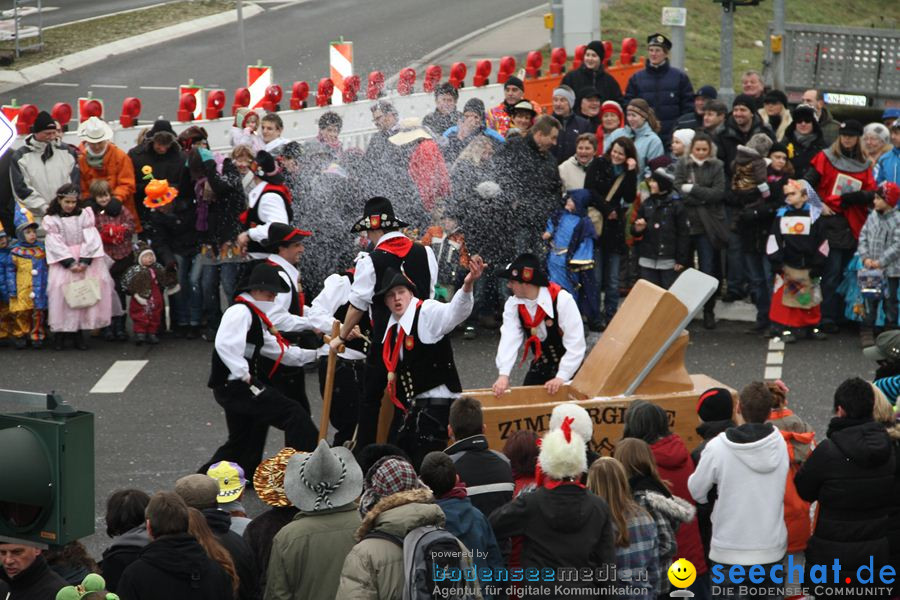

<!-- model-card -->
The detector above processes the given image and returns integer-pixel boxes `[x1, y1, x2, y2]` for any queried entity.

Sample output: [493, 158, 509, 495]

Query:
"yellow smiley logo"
[668, 558, 697, 589]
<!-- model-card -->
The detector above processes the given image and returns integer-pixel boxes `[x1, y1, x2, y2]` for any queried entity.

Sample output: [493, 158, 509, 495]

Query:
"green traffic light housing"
[0, 390, 94, 546]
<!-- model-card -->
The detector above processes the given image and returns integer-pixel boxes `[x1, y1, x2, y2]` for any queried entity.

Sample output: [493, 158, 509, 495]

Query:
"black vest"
[517, 286, 566, 372]
[335, 300, 372, 356]
[245, 185, 294, 255]
[391, 301, 462, 403]
[370, 239, 431, 343]
[208, 304, 265, 388]
[266, 258, 302, 316]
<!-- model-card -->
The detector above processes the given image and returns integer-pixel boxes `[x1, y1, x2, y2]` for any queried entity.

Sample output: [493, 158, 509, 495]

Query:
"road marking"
[91, 83, 128, 89]
[139, 85, 177, 91]
[90, 360, 148, 394]
[41, 81, 78, 87]
[764, 338, 783, 380]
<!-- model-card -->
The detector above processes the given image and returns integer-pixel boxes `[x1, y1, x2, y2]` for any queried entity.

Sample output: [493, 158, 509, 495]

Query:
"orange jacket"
[770, 408, 816, 552]
[79, 142, 139, 231]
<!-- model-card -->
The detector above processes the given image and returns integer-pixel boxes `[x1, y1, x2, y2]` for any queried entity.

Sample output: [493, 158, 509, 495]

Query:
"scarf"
[85, 145, 107, 169]
[440, 478, 468, 500]
[234, 296, 288, 378]
[517, 283, 560, 365]
[691, 156, 708, 166]
[794, 132, 816, 147]
[381, 299, 423, 413]
[30, 138, 54, 163]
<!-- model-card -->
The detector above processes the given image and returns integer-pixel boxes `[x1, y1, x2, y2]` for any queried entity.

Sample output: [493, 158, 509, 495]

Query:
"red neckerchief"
[235, 296, 288, 378]
[239, 184, 293, 227]
[381, 299, 423, 413]
[265, 259, 304, 316]
[517, 283, 561, 365]
[377, 235, 413, 257]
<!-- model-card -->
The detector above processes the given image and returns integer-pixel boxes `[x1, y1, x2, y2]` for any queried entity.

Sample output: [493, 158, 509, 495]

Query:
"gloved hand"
[757, 182, 771, 198]
[681, 184, 694, 195]
[198, 147, 215, 162]
[840, 190, 873, 206]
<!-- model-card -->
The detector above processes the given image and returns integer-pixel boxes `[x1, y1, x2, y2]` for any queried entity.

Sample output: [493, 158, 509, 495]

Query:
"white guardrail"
[14, 84, 505, 153]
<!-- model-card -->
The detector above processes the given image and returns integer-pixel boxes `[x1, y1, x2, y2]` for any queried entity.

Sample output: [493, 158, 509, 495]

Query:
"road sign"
[662, 7, 687, 26]
[0, 109, 16, 159]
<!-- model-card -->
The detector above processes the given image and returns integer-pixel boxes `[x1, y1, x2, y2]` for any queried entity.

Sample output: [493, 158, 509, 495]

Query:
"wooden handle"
[318, 321, 342, 443]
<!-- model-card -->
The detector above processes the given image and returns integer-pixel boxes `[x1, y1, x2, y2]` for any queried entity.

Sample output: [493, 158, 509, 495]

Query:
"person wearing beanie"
[632, 160, 690, 289]
[676, 84, 718, 131]
[487, 75, 538, 137]
[624, 32, 695, 147]
[561, 39, 623, 117]
[759, 89, 792, 142]
[876, 117, 900, 187]
[806, 117, 877, 334]
[423, 81, 461, 137]
[801, 88, 840, 145]
[490, 421, 616, 597]
[440, 97, 505, 164]
[128, 118, 185, 236]
[689, 382, 789, 588]
[670, 128, 694, 161]
[857, 181, 900, 341]
[603, 98, 665, 175]
[783, 104, 826, 179]
[10, 110, 78, 229]
[550, 85, 592, 164]
[689, 387, 736, 558]
[596, 99, 625, 152]
[121, 242, 177, 345]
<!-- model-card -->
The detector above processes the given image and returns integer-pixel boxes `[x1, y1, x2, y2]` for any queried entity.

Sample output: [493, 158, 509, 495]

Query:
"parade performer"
[6, 206, 48, 349]
[237, 150, 293, 260]
[204, 262, 319, 478]
[376, 256, 483, 468]
[492, 253, 586, 397]
[329, 197, 438, 451]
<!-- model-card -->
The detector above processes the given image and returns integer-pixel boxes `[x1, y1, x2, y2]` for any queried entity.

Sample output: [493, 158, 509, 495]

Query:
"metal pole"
[550, 0, 564, 49]
[670, 0, 686, 70]
[718, 2, 735, 107]
[237, 0, 247, 67]
[772, 0, 785, 90]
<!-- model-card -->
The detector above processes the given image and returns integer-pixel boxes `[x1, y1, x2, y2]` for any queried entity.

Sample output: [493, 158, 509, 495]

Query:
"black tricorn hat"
[495, 253, 549, 287]
[263, 222, 312, 251]
[242, 262, 290, 294]
[374, 266, 418, 298]
[351, 196, 409, 233]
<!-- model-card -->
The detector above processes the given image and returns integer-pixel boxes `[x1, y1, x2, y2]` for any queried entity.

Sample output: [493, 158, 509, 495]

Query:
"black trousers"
[393, 397, 455, 471]
[202, 378, 318, 479]
[523, 357, 560, 386]
[317, 355, 365, 447]
[355, 348, 388, 452]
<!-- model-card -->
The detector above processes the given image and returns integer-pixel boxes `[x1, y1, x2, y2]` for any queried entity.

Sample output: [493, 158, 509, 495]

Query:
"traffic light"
[0, 391, 94, 547]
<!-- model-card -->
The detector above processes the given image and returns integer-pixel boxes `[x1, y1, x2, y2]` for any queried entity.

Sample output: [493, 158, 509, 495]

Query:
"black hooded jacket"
[782, 119, 827, 179]
[561, 64, 624, 114]
[795, 418, 896, 573]
[116, 533, 234, 600]
[202, 508, 260, 600]
[0, 555, 66, 600]
[100, 523, 151, 592]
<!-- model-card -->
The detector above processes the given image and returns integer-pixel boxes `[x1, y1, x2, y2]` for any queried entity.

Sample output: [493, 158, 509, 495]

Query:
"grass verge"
[1, 0, 235, 69]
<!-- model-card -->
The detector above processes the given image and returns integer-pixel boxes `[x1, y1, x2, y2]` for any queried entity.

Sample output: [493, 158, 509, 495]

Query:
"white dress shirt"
[214, 294, 318, 381]
[307, 273, 367, 360]
[264, 253, 313, 334]
[348, 231, 438, 312]
[495, 286, 586, 381]
[246, 181, 290, 258]
[381, 290, 473, 399]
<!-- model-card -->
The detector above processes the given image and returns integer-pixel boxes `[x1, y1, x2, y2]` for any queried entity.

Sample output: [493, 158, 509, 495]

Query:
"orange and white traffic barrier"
[178, 82, 204, 121]
[247, 64, 273, 110]
[329, 39, 353, 106]
[2, 102, 39, 135]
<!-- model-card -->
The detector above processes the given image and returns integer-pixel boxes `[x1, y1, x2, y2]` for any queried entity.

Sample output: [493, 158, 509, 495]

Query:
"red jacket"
[809, 148, 876, 240]
[651, 433, 709, 575]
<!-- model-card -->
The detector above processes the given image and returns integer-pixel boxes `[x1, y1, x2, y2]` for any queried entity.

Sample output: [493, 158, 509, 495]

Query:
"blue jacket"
[877, 146, 900, 185]
[0, 245, 9, 301]
[624, 59, 694, 145]
[604, 122, 665, 176]
[6, 240, 48, 311]
[435, 497, 505, 584]
[548, 190, 596, 265]
[441, 125, 505, 145]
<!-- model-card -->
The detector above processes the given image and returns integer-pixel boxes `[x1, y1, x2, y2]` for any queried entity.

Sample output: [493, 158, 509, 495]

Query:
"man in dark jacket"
[128, 119, 185, 238]
[117, 491, 234, 600]
[175, 474, 260, 600]
[492, 115, 563, 254]
[624, 33, 694, 146]
[561, 40, 623, 114]
[550, 85, 592, 164]
[0, 542, 67, 600]
[783, 104, 827, 178]
[445, 396, 514, 518]
[422, 82, 461, 136]
[795, 377, 896, 587]
[676, 85, 718, 131]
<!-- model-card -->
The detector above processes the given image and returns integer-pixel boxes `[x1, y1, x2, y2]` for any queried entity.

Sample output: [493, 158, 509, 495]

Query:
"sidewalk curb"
[385, 3, 546, 88]
[0, 2, 264, 94]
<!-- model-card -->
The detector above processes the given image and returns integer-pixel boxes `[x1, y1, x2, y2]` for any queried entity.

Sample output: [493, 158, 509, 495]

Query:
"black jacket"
[624, 60, 695, 144]
[551, 112, 593, 165]
[795, 418, 896, 573]
[490, 485, 616, 599]
[493, 135, 562, 254]
[241, 506, 299, 591]
[715, 115, 774, 179]
[423, 109, 461, 137]
[148, 195, 198, 265]
[632, 191, 691, 266]
[202, 508, 261, 600]
[128, 141, 186, 231]
[585, 157, 638, 254]
[767, 203, 828, 277]
[117, 533, 233, 600]
[561, 65, 623, 116]
[783, 121, 827, 179]
[446, 434, 515, 518]
[0, 555, 66, 600]
[100, 523, 151, 592]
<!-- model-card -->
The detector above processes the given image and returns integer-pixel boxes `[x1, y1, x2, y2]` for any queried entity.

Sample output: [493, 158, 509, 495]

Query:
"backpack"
[366, 525, 481, 600]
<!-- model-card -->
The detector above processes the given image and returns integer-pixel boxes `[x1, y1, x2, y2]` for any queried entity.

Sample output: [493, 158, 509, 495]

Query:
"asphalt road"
[20, 0, 177, 29]
[9, 0, 545, 123]
[0, 316, 876, 559]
